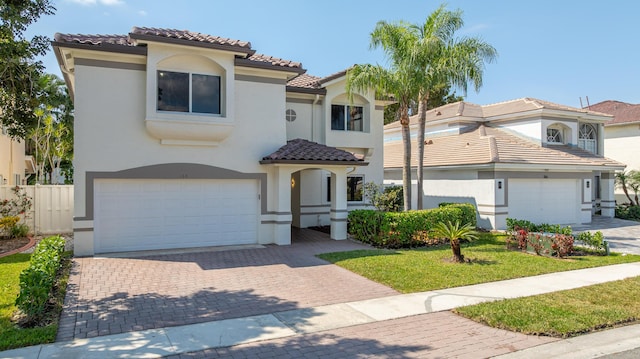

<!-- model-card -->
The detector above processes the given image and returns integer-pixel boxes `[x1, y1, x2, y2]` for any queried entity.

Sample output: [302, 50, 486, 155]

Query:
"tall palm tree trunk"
[400, 104, 412, 211]
[416, 93, 429, 210]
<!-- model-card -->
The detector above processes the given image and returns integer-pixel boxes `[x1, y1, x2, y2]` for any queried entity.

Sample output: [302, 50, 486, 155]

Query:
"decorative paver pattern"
[573, 216, 640, 255]
[57, 229, 398, 341]
[163, 312, 557, 359]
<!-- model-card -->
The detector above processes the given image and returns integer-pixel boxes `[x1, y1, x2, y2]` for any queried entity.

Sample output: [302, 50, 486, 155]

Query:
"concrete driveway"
[56, 229, 399, 342]
[573, 216, 640, 255]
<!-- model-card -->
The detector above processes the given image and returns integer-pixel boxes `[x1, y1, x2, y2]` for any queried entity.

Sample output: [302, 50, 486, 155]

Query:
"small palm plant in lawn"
[432, 220, 478, 263]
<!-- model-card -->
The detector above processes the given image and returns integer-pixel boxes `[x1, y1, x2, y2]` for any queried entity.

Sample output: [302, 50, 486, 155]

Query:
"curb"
[0, 235, 36, 258]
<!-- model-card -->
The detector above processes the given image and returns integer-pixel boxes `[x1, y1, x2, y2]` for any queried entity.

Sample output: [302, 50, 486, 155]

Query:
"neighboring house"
[587, 100, 640, 204]
[384, 98, 624, 230]
[0, 128, 34, 185]
[53, 27, 384, 256]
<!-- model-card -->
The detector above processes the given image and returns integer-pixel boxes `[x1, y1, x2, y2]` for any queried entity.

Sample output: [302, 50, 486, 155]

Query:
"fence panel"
[0, 185, 74, 235]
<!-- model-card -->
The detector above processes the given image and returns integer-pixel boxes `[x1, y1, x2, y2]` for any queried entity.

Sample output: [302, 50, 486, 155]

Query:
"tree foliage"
[0, 0, 55, 139]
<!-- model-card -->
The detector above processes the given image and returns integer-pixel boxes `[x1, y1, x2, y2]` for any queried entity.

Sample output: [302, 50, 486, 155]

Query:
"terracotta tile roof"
[384, 125, 624, 169]
[261, 139, 366, 165]
[54, 27, 304, 72]
[287, 74, 322, 89]
[587, 100, 640, 126]
[383, 98, 613, 130]
[53, 33, 134, 46]
[130, 27, 252, 50]
[246, 53, 301, 69]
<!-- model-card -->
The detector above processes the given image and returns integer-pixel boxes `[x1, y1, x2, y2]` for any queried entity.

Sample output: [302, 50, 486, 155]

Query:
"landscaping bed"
[318, 234, 640, 293]
[0, 237, 72, 351]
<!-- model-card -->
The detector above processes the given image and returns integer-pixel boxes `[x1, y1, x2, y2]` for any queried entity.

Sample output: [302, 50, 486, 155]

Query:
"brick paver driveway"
[573, 216, 640, 255]
[57, 229, 398, 341]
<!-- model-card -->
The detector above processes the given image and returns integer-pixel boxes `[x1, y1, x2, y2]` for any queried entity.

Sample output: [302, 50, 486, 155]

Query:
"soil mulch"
[0, 237, 35, 258]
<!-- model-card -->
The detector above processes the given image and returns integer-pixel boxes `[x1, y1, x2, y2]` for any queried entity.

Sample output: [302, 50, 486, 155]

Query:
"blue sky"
[27, 0, 639, 107]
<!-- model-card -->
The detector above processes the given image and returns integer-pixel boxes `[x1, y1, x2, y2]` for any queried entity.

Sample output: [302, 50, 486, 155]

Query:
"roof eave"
[51, 40, 148, 56]
[129, 32, 255, 55]
[260, 159, 368, 166]
[285, 86, 327, 95]
[234, 57, 305, 75]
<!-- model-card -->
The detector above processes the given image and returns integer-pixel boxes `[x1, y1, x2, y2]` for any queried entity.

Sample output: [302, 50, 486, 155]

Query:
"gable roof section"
[261, 139, 367, 166]
[53, 27, 304, 73]
[285, 69, 350, 95]
[383, 97, 613, 130]
[587, 100, 640, 126]
[384, 125, 624, 170]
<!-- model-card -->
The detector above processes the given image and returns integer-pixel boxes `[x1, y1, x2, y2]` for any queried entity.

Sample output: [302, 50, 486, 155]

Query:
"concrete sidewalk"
[2, 262, 640, 359]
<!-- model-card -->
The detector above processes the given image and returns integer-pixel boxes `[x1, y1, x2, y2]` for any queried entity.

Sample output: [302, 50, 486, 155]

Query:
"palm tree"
[347, 22, 422, 211]
[411, 4, 498, 209]
[615, 170, 636, 205]
[432, 220, 478, 263]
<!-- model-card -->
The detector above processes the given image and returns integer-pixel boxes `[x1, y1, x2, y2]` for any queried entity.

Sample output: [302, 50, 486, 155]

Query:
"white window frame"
[157, 70, 222, 116]
[546, 127, 563, 144]
[578, 123, 597, 154]
[331, 104, 364, 132]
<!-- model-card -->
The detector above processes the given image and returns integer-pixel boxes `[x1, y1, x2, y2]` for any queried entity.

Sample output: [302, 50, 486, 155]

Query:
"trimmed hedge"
[15, 236, 66, 322]
[348, 203, 477, 248]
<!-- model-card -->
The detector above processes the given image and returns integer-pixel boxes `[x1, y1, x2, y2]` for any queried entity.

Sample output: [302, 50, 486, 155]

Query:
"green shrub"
[363, 182, 403, 212]
[506, 218, 575, 258]
[576, 231, 607, 253]
[348, 203, 477, 248]
[15, 236, 66, 322]
[616, 204, 640, 221]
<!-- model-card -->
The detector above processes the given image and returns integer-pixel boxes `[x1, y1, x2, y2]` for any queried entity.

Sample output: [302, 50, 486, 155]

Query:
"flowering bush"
[506, 218, 574, 258]
[0, 186, 32, 237]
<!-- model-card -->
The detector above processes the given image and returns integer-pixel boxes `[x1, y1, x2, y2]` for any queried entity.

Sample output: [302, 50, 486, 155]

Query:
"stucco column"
[600, 172, 616, 217]
[330, 168, 348, 240]
[273, 166, 293, 245]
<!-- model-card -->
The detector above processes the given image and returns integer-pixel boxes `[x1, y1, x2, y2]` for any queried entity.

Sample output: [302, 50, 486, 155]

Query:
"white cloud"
[100, 0, 125, 5]
[67, 0, 97, 5]
[138, 10, 147, 16]
[66, 0, 124, 5]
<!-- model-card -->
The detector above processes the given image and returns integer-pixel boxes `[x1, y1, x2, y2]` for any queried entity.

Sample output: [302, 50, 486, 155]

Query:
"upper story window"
[578, 123, 597, 153]
[546, 128, 563, 143]
[331, 105, 364, 131]
[157, 70, 221, 115]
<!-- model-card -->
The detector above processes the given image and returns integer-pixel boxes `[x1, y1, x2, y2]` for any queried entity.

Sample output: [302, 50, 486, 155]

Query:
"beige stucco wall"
[605, 123, 640, 202]
[0, 133, 27, 185]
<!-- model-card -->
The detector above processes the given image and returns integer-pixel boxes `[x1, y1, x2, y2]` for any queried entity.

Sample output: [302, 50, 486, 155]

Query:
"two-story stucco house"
[384, 98, 624, 230]
[587, 100, 640, 204]
[53, 27, 384, 256]
[0, 128, 33, 186]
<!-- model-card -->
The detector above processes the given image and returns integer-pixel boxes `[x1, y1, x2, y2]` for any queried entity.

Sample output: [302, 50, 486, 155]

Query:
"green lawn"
[455, 276, 640, 337]
[0, 253, 63, 351]
[318, 234, 640, 293]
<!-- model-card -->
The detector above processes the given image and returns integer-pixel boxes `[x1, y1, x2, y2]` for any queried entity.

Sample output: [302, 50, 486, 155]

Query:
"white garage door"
[94, 179, 259, 254]
[508, 178, 579, 225]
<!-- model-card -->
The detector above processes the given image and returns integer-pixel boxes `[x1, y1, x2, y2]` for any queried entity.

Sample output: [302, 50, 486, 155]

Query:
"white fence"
[0, 185, 74, 235]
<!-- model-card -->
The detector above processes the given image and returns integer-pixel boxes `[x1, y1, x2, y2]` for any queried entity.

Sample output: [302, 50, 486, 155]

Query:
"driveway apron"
[56, 229, 398, 341]
[573, 216, 640, 255]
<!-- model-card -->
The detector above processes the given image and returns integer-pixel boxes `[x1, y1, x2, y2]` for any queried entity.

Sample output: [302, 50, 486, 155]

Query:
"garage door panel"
[509, 179, 579, 225]
[94, 179, 259, 253]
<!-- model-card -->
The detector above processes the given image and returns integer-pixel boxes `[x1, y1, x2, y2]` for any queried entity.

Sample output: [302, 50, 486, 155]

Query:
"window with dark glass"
[331, 105, 363, 131]
[157, 70, 220, 114]
[326, 176, 364, 202]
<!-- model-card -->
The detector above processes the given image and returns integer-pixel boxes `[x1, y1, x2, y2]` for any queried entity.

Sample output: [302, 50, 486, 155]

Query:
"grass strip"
[318, 234, 640, 293]
[455, 276, 640, 337]
[0, 252, 72, 351]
